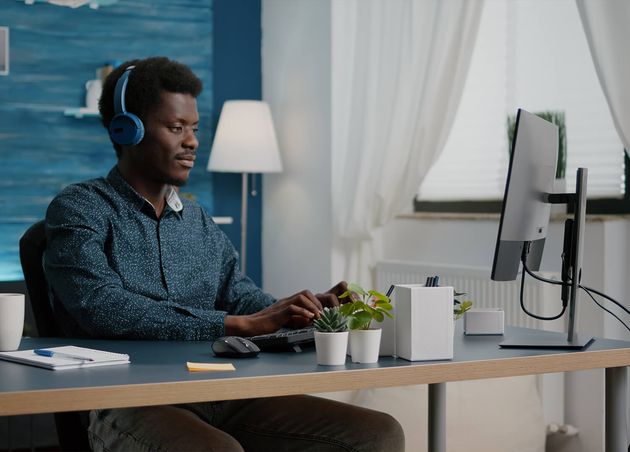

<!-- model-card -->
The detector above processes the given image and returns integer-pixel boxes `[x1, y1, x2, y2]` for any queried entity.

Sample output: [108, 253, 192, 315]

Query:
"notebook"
[0, 346, 130, 370]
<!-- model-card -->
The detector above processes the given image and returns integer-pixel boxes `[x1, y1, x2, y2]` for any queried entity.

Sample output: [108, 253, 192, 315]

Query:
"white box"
[379, 301, 396, 356]
[464, 308, 504, 335]
[395, 285, 454, 361]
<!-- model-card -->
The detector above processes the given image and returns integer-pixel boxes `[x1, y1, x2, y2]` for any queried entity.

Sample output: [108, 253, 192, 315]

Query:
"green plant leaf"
[382, 310, 394, 319]
[373, 311, 384, 323]
[374, 301, 393, 310]
[362, 304, 377, 317]
[368, 290, 389, 302]
[454, 300, 474, 319]
[339, 290, 352, 299]
[339, 283, 396, 328]
[313, 306, 348, 332]
[347, 283, 367, 296]
[348, 311, 372, 330]
[340, 301, 361, 316]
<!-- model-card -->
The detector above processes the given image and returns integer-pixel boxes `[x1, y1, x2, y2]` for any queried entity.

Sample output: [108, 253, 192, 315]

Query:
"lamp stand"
[240, 172, 248, 275]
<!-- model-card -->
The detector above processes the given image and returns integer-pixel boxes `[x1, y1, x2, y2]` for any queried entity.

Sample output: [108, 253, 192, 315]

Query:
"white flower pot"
[314, 331, 349, 366]
[349, 328, 382, 363]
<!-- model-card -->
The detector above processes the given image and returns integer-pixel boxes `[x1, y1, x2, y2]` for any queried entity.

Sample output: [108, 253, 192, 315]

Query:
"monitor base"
[499, 334, 595, 350]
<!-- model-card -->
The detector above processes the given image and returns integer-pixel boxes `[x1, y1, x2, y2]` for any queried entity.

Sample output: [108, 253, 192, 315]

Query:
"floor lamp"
[207, 100, 283, 275]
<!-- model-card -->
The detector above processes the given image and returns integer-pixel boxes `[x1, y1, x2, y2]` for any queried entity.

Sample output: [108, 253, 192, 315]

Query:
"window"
[415, 0, 626, 213]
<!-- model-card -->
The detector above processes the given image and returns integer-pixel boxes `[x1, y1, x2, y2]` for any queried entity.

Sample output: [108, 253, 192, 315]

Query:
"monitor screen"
[491, 109, 558, 281]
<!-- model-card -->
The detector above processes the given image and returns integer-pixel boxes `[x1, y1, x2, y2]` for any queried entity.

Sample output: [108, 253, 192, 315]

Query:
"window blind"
[417, 0, 624, 203]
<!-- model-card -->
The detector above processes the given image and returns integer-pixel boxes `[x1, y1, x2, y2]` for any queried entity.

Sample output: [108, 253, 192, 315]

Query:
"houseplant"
[339, 283, 394, 363]
[313, 306, 349, 366]
[454, 291, 473, 320]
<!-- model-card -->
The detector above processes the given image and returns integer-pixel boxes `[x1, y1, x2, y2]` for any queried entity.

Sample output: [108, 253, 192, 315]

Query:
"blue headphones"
[108, 65, 145, 146]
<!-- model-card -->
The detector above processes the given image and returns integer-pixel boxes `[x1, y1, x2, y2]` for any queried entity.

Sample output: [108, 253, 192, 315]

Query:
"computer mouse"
[212, 336, 260, 358]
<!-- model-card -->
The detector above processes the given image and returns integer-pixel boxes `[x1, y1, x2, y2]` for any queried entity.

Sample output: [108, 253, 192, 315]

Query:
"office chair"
[19, 220, 91, 451]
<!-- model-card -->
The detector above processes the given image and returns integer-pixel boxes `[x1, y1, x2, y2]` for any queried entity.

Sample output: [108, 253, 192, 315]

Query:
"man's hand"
[225, 290, 323, 337]
[225, 282, 349, 337]
[315, 281, 348, 308]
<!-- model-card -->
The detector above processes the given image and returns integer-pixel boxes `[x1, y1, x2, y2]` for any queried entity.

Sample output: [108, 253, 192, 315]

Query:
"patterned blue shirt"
[44, 166, 275, 340]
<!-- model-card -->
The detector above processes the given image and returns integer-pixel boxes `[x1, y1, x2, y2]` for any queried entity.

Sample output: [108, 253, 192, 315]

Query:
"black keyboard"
[247, 327, 316, 352]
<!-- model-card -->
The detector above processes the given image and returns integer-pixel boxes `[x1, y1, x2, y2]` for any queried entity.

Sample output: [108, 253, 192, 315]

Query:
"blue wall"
[212, 0, 263, 284]
[0, 0, 263, 285]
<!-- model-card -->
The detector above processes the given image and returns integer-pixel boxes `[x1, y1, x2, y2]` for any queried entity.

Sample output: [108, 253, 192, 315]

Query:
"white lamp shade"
[207, 100, 283, 173]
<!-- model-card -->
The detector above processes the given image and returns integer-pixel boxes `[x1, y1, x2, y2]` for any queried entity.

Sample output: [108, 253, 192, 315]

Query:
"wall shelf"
[21, 0, 118, 9]
[212, 216, 233, 225]
[64, 107, 99, 119]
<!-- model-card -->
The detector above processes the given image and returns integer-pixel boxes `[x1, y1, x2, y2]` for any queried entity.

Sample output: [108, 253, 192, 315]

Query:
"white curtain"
[576, 0, 630, 153]
[331, 0, 484, 286]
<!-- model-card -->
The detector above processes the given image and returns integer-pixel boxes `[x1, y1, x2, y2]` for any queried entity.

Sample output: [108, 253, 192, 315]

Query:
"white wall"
[261, 0, 333, 297]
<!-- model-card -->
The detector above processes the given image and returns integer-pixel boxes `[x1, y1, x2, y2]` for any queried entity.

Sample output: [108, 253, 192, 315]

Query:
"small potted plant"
[313, 306, 349, 366]
[454, 291, 473, 320]
[339, 283, 394, 363]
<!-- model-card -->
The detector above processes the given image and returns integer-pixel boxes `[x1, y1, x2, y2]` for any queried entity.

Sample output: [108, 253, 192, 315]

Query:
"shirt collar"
[165, 186, 183, 212]
[107, 166, 184, 216]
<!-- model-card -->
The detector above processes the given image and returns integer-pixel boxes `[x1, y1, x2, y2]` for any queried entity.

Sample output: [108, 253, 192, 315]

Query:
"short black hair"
[99, 56, 203, 158]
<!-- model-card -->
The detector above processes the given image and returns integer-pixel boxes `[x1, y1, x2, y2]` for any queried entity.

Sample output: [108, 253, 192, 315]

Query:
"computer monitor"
[491, 109, 593, 349]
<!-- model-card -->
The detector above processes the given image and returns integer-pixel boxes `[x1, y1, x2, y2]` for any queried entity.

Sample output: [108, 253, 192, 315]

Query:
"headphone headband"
[109, 64, 144, 146]
[113, 65, 135, 114]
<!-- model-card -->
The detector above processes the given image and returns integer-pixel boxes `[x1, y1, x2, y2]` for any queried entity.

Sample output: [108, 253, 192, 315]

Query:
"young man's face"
[129, 91, 200, 187]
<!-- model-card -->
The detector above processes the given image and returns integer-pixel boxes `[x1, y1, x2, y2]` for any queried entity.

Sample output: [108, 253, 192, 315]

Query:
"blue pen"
[433, 276, 440, 287]
[34, 349, 95, 362]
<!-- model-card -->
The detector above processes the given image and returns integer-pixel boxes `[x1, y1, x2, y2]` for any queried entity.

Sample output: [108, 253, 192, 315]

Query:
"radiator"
[375, 260, 565, 332]
[375, 259, 566, 426]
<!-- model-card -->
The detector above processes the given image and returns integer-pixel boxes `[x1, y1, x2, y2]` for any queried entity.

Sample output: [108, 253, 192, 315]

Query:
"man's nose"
[183, 128, 198, 149]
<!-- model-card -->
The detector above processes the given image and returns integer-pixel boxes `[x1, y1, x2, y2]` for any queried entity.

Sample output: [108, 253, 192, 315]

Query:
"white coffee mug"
[0, 293, 25, 351]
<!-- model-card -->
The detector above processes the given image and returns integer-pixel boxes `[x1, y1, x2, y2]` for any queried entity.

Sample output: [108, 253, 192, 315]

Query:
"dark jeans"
[88, 395, 405, 452]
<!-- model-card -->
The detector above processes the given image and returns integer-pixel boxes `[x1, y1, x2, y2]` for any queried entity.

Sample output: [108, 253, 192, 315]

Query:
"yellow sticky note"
[186, 362, 236, 372]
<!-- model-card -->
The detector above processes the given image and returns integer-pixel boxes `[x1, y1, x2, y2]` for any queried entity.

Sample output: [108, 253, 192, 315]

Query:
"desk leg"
[428, 382, 446, 452]
[606, 366, 628, 452]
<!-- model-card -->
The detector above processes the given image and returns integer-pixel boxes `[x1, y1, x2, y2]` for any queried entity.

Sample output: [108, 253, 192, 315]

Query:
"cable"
[519, 261, 567, 320]
[579, 284, 630, 317]
[581, 286, 630, 334]
[522, 259, 569, 286]
[520, 247, 630, 326]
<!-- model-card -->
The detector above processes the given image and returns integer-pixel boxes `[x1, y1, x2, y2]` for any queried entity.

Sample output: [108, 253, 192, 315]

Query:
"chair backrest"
[19, 220, 62, 337]
[19, 220, 90, 451]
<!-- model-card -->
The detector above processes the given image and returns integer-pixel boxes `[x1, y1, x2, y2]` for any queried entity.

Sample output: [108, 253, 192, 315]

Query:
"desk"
[1, 326, 629, 451]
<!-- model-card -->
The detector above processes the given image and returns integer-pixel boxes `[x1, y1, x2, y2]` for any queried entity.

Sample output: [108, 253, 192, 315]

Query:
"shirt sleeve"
[203, 209, 276, 316]
[45, 186, 227, 341]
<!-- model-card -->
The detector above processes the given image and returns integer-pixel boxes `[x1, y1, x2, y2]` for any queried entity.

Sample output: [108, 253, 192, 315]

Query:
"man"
[44, 57, 404, 451]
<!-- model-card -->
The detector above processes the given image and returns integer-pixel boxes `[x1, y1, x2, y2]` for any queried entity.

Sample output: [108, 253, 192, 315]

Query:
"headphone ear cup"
[109, 112, 145, 146]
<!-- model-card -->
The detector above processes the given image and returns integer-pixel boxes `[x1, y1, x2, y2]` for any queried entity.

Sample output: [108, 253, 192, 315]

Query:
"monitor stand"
[501, 168, 594, 351]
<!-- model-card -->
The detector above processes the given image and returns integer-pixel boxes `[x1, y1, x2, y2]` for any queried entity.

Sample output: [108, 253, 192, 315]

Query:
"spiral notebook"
[0, 346, 130, 370]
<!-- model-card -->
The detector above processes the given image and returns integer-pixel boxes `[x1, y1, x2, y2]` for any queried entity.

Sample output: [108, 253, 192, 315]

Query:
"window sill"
[397, 212, 630, 223]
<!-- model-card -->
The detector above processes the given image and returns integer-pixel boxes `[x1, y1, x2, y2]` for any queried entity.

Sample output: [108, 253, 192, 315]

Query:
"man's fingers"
[327, 281, 348, 297]
[316, 292, 339, 308]
[287, 315, 311, 329]
[288, 302, 317, 319]
[297, 290, 323, 313]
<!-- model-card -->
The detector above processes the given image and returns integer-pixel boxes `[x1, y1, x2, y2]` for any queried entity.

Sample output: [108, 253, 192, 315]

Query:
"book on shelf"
[0, 345, 130, 370]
